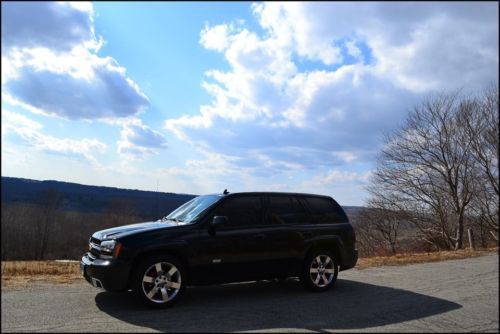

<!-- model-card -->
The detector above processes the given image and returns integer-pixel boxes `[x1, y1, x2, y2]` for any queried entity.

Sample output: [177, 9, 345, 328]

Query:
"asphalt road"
[2, 254, 498, 333]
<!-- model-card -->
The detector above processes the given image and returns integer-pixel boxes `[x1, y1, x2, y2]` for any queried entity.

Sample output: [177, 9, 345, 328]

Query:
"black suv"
[81, 191, 358, 308]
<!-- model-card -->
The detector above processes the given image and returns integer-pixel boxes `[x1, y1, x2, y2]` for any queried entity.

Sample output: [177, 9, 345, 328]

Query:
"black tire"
[301, 250, 338, 292]
[132, 254, 186, 308]
[276, 275, 288, 282]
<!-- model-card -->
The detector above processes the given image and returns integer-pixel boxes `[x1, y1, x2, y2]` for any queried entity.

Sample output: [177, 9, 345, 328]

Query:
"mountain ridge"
[1, 176, 365, 219]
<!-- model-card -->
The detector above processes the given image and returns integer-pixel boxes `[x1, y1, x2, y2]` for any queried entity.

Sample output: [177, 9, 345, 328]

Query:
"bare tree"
[361, 201, 405, 255]
[1, 202, 16, 260]
[37, 188, 62, 259]
[1, 200, 142, 260]
[368, 91, 480, 250]
[464, 86, 499, 236]
[104, 197, 137, 227]
[351, 220, 381, 257]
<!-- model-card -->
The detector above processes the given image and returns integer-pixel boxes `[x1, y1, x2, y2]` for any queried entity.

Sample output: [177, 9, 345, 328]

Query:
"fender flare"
[304, 235, 344, 265]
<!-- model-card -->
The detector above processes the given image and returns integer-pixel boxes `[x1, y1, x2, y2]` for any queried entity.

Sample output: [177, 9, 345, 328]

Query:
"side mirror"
[209, 216, 228, 235]
[212, 216, 228, 227]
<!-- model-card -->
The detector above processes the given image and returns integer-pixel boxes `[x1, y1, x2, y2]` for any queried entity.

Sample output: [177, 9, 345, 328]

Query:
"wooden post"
[468, 228, 475, 250]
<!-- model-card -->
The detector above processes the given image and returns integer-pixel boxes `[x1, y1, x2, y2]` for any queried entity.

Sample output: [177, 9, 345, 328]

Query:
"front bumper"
[80, 253, 131, 291]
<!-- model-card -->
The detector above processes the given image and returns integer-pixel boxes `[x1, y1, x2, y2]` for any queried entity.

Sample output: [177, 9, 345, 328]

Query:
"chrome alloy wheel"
[142, 262, 182, 304]
[309, 255, 335, 288]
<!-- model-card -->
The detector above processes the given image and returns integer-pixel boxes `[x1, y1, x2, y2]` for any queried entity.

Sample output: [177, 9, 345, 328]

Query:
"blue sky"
[1, 2, 498, 206]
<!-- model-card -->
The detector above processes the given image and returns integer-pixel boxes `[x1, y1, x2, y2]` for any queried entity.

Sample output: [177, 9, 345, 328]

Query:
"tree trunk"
[455, 215, 464, 250]
[390, 242, 397, 255]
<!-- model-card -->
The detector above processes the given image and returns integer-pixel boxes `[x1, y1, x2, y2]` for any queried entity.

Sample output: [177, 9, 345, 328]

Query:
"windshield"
[162, 195, 222, 224]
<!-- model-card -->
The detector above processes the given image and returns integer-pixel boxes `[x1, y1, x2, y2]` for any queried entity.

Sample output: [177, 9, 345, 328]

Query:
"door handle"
[301, 232, 313, 238]
[253, 234, 266, 240]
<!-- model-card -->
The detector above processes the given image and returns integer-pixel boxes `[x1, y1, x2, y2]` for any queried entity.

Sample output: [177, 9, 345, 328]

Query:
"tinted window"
[304, 196, 348, 224]
[215, 196, 263, 228]
[266, 196, 306, 225]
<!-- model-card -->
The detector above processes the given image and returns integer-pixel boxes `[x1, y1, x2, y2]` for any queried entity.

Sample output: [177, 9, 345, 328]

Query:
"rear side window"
[215, 196, 263, 228]
[266, 195, 307, 225]
[303, 196, 348, 224]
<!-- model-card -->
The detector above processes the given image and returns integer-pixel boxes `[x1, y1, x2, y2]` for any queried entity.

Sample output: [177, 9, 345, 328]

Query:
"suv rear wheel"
[132, 255, 186, 308]
[301, 251, 338, 291]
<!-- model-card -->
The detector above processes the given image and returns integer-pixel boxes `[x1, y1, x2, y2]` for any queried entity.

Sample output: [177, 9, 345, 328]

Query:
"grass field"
[1, 260, 81, 287]
[1, 247, 497, 287]
[355, 247, 498, 269]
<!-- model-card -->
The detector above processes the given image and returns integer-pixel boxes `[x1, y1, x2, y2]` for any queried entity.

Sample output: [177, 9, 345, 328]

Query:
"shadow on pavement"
[95, 278, 461, 332]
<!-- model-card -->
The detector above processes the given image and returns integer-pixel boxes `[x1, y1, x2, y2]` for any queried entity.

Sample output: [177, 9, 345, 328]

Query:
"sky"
[1, 2, 498, 206]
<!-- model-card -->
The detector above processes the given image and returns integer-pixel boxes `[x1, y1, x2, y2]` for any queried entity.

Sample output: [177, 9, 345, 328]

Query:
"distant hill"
[1, 176, 367, 221]
[1, 176, 196, 220]
[343, 206, 365, 217]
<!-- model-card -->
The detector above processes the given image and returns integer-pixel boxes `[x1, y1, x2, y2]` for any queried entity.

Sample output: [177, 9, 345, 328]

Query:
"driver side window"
[214, 196, 263, 229]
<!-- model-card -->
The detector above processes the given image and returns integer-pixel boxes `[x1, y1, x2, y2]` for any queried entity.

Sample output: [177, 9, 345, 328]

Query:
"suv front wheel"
[301, 251, 338, 292]
[132, 255, 186, 308]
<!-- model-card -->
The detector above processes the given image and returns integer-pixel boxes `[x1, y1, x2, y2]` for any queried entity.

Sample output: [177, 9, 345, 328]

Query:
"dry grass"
[1, 261, 82, 287]
[356, 247, 498, 269]
[1, 247, 498, 287]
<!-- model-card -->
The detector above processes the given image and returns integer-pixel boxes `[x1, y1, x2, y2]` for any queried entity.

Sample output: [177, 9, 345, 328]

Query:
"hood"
[92, 220, 181, 240]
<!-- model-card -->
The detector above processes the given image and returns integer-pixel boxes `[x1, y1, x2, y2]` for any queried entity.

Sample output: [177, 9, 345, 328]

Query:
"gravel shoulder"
[2, 254, 499, 332]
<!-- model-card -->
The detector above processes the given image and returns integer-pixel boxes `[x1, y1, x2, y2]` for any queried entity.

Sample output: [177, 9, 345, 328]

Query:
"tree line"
[1, 194, 141, 260]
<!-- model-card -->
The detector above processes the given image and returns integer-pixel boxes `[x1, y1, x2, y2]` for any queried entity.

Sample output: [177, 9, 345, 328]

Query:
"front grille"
[90, 247, 100, 258]
[89, 237, 101, 258]
[90, 237, 101, 245]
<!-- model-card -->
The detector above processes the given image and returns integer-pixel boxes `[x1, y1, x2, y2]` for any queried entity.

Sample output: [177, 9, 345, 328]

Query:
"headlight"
[100, 240, 116, 253]
[99, 240, 122, 259]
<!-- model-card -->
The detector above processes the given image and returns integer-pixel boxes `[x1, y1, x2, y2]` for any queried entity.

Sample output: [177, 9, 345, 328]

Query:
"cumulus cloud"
[156, 150, 260, 194]
[2, 110, 106, 163]
[117, 119, 167, 160]
[1, 2, 149, 120]
[166, 63, 418, 171]
[252, 2, 354, 65]
[294, 169, 374, 205]
[366, 4, 499, 92]
[345, 39, 362, 61]
[1, 2, 97, 51]
[165, 2, 498, 174]
[200, 22, 241, 52]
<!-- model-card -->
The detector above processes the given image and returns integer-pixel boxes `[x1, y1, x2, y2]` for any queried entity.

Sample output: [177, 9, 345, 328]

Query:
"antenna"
[156, 179, 159, 218]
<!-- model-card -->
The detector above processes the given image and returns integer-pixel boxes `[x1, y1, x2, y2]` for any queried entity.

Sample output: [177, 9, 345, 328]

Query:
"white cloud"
[117, 119, 167, 160]
[200, 23, 239, 52]
[155, 150, 256, 194]
[165, 2, 498, 175]
[323, 170, 372, 184]
[166, 62, 416, 172]
[292, 169, 373, 205]
[363, 3, 499, 92]
[2, 110, 106, 163]
[252, 2, 351, 65]
[345, 39, 362, 61]
[1, 2, 98, 51]
[1, 2, 149, 120]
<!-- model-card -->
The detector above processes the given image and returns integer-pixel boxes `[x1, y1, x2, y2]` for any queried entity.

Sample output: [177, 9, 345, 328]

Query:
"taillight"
[348, 225, 356, 244]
